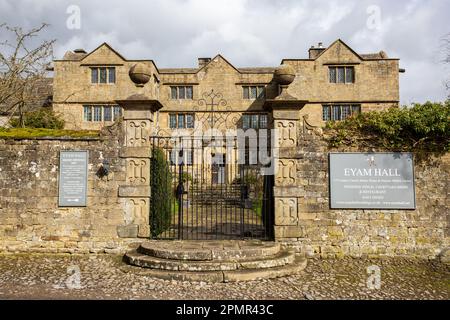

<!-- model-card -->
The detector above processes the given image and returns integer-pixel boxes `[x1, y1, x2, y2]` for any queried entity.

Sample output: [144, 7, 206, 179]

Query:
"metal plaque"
[329, 153, 415, 209]
[58, 151, 88, 207]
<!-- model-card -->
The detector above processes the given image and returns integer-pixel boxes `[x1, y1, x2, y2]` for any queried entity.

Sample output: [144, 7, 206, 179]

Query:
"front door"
[211, 153, 225, 184]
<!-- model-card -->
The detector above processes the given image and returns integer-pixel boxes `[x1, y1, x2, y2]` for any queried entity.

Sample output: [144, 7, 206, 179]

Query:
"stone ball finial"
[129, 63, 152, 87]
[274, 64, 295, 86]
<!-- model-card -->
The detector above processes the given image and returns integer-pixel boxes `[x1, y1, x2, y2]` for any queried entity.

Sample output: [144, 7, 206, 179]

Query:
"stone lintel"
[119, 185, 151, 197]
[272, 109, 300, 120]
[123, 109, 154, 120]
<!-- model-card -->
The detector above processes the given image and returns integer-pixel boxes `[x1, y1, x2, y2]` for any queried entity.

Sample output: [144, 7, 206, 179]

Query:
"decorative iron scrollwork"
[194, 89, 233, 130]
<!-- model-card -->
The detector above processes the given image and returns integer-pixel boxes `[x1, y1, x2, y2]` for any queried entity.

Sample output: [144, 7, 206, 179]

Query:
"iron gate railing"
[149, 136, 274, 240]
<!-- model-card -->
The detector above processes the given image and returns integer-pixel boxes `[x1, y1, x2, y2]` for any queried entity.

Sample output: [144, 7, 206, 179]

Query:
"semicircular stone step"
[137, 240, 281, 261]
[121, 255, 307, 283]
[124, 248, 296, 271]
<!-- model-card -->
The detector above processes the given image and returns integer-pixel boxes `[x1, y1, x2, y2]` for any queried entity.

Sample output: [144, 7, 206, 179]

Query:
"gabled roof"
[281, 39, 397, 63]
[158, 54, 275, 75]
[80, 42, 127, 61]
[197, 54, 241, 74]
[56, 42, 160, 72]
[360, 51, 388, 59]
[62, 51, 87, 61]
[315, 39, 363, 60]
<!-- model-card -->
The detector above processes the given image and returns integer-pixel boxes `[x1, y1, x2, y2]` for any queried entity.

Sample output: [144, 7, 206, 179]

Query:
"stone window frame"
[322, 104, 361, 121]
[168, 113, 195, 129]
[328, 66, 355, 84]
[241, 113, 268, 129]
[90, 67, 116, 84]
[242, 86, 265, 100]
[83, 105, 122, 122]
[170, 86, 194, 100]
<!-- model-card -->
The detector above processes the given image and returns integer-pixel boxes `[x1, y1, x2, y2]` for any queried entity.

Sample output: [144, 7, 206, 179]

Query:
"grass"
[0, 127, 100, 139]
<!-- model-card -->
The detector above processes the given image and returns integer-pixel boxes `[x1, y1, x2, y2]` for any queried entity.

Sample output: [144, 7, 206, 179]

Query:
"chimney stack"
[308, 42, 326, 59]
[198, 57, 211, 69]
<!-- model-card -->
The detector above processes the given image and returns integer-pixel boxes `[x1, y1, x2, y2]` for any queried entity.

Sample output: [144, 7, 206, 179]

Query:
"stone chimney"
[198, 57, 211, 69]
[308, 42, 326, 59]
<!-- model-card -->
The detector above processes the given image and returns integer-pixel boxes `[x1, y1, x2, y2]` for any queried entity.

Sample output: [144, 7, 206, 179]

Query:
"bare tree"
[442, 32, 450, 96]
[0, 23, 55, 126]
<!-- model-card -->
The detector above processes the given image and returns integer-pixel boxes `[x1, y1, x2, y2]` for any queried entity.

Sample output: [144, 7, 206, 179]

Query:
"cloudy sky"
[1, 0, 448, 104]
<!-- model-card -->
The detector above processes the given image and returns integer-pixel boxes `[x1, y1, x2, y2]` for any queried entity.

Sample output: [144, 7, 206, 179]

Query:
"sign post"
[329, 153, 415, 209]
[58, 151, 88, 207]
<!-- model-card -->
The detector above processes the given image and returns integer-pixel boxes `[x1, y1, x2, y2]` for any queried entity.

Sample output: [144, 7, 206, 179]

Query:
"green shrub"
[181, 172, 193, 184]
[10, 108, 65, 129]
[0, 127, 99, 139]
[325, 101, 450, 154]
[150, 147, 174, 238]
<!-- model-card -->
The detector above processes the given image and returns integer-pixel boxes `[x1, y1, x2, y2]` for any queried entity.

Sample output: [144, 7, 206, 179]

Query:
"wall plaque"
[329, 153, 415, 209]
[58, 151, 88, 207]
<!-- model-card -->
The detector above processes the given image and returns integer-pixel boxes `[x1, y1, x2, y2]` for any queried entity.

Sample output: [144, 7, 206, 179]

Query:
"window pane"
[242, 115, 250, 129]
[171, 87, 177, 99]
[178, 86, 186, 99]
[243, 87, 249, 99]
[103, 106, 112, 121]
[186, 150, 193, 166]
[83, 106, 92, 121]
[258, 86, 265, 99]
[259, 114, 268, 129]
[329, 67, 336, 83]
[332, 105, 341, 121]
[108, 67, 116, 83]
[251, 114, 259, 129]
[91, 68, 98, 83]
[351, 105, 361, 115]
[186, 86, 193, 99]
[337, 67, 345, 83]
[250, 86, 257, 99]
[178, 114, 185, 128]
[346, 67, 354, 83]
[186, 114, 194, 128]
[342, 105, 351, 119]
[322, 105, 330, 121]
[99, 68, 107, 83]
[169, 114, 177, 128]
[93, 106, 102, 121]
[113, 106, 121, 120]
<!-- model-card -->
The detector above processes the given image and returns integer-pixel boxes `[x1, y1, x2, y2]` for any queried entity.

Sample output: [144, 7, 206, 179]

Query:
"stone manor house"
[12, 39, 448, 270]
[53, 39, 400, 133]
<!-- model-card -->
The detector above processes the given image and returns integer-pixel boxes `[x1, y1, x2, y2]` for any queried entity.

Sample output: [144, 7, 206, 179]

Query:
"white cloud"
[1, 0, 448, 103]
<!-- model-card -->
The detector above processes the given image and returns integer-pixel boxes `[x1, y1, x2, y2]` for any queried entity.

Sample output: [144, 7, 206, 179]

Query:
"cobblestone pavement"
[0, 253, 448, 300]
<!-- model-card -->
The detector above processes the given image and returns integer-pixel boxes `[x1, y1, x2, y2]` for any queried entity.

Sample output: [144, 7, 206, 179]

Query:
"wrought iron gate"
[149, 136, 274, 240]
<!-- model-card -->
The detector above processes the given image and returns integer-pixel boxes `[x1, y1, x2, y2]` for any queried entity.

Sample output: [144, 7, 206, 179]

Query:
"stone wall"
[274, 125, 449, 259]
[0, 135, 142, 254]
[0, 123, 447, 259]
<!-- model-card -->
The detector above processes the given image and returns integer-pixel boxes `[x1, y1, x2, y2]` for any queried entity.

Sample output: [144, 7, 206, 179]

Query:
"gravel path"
[0, 253, 448, 300]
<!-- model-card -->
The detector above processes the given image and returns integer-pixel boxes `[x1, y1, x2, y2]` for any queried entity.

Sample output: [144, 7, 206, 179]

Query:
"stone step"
[136, 240, 281, 261]
[121, 255, 307, 283]
[124, 249, 296, 271]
